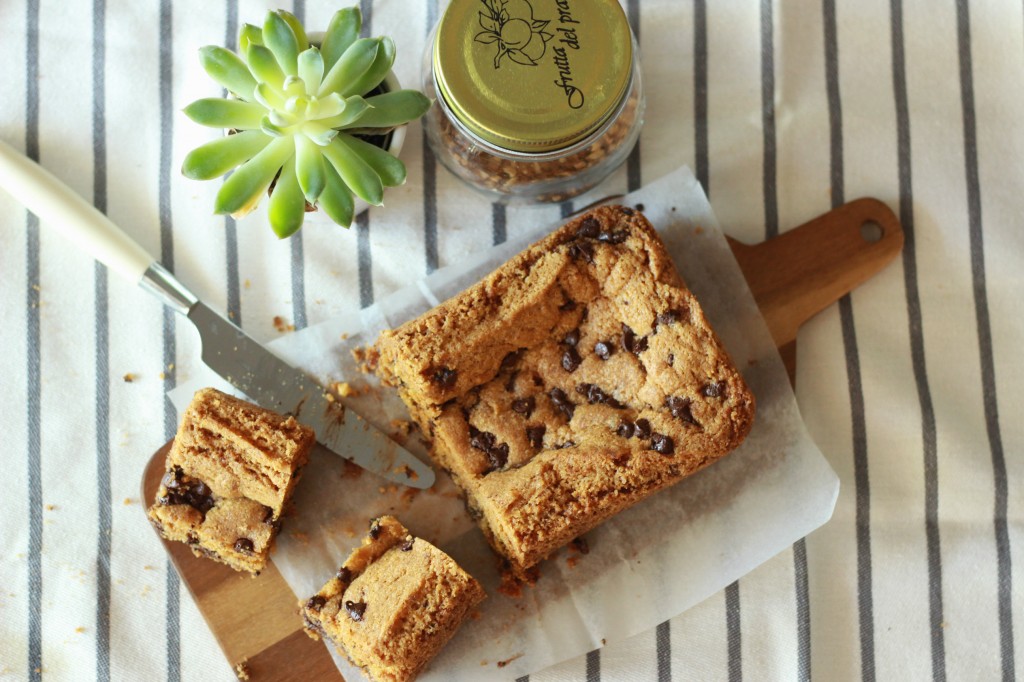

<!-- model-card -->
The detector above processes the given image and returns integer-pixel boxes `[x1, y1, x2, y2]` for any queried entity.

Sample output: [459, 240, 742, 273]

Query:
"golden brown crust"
[376, 206, 756, 574]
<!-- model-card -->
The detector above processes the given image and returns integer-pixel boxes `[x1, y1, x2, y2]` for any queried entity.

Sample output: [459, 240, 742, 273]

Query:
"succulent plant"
[181, 8, 432, 238]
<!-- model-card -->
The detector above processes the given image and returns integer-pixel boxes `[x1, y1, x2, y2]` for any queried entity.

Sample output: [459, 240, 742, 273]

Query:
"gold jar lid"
[433, 0, 634, 153]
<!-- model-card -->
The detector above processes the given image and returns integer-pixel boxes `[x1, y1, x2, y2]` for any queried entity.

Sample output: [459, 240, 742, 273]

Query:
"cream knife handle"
[0, 138, 153, 283]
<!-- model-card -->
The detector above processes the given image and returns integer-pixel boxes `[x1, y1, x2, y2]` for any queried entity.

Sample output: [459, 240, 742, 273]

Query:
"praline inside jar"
[423, 0, 645, 204]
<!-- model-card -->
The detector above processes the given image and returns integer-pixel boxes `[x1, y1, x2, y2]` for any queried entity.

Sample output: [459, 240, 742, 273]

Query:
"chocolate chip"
[368, 518, 382, 539]
[666, 396, 697, 425]
[571, 537, 590, 554]
[577, 216, 601, 238]
[563, 328, 580, 346]
[305, 595, 326, 612]
[621, 206, 636, 215]
[594, 341, 613, 360]
[576, 383, 623, 408]
[650, 433, 675, 456]
[469, 426, 496, 452]
[526, 425, 546, 449]
[432, 367, 457, 388]
[562, 347, 582, 373]
[597, 230, 628, 244]
[634, 336, 648, 353]
[488, 443, 509, 470]
[233, 538, 254, 555]
[634, 203, 645, 212]
[504, 369, 520, 392]
[634, 418, 652, 439]
[262, 506, 276, 524]
[345, 600, 367, 621]
[511, 396, 535, 417]
[500, 349, 524, 370]
[655, 309, 684, 330]
[556, 441, 576, 449]
[548, 388, 576, 419]
[568, 240, 595, 263]
[186, 532, 199, 545]
[336, 567, 353, 583]
[401, 537, 415, 552]
[161, 468, 182, 489]
[616, 421, 635, 438]
[621, 324, 636, 353]
[667, 353, 675, 366]
[702, 381, 727, 398]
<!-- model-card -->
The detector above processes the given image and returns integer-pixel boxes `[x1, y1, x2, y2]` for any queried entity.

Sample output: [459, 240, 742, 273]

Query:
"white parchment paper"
[170, 166, 839, 681]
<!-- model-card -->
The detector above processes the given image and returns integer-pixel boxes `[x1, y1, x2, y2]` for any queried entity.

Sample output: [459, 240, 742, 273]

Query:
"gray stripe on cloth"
[954, 1, 1015, 678]
[92, 1, 112, 679]
[224, 1, 242, 327]
[356, 0, 375, 308]
[793, 538, 811, 682]
[760, 0, 778, 239]
[626, 0, 641, 192]
[423, 0, 439, 274]
[726, 581, 742, 682]
[822, 2, 875, 681]
[25, 1, 42, 679]
[694, 0, 708, 192]
[656, 620, 671, 681]
[889, 1, 944, 680]
[492, 203, 506, 246]
[586, 648, 600, 681]
[289, 0, 308, 329]
[158, 2, 181, 680]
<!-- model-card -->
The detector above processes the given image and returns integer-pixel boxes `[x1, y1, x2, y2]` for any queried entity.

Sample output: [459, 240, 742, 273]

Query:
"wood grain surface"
[141, 198, 903, 681]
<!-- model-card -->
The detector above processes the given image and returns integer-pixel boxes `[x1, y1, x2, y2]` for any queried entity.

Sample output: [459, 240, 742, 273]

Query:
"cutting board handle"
[728, 198, 904, 379]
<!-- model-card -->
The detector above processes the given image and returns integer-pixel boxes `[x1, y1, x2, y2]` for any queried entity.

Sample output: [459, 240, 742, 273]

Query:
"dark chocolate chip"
[500, 349, 524, 370]
[401, 537, 415, 552]
[504, 369, 520, 392]
[577, 216, 601, 238]
[634, 203, 645, 212]
[526, 425, 546, 449]
[511, 396, 535, 417]
[563, 328, 580, 347]
[469, 426, 496, 452]
[634, 336, 649, 353]
[621, 206, 635, 215]
[576, 383, 623, 408]
[336, 567, 353, 583]
[262, 506, 275, 524]
[233, 538, 255, 555]
[666, 396, 697, 425]
[432, 367, 457, 388]
[702, 381, 727, 398]
[655, 309, 684, 329]
[594, 341, 613, 360]
[161, 468, 181, 489]
[634, 418, 652, 439]
[368, 518, 382, 540]
[548, 388, 576, 419]
[650, 433, 675, 456]
[568, 240, 595, 263]
[562, 347, 582, 373]
[616, 421, 635, 438]
[559, 299, 578, 311]
[556, 441, 576, 449]
[621, 324, 636, 353]
[487, 443, 509, 470]
[186, 532, 199, 545]
[345, 600, 367, 621]
[667, 353, 675, 366]
[597, 230, 628, 244]
[305, 595, 326, 612]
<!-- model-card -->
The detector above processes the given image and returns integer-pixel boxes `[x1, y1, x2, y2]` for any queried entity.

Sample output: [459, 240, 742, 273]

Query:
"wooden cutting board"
[140, 198, 903, 681]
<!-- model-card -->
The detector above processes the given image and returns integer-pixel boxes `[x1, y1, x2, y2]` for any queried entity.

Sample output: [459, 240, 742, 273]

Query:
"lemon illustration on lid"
[434, 0, 634, 153]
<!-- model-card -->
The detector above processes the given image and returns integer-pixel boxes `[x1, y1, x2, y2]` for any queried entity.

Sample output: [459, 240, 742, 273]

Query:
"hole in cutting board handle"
[861, 220, 884, 243]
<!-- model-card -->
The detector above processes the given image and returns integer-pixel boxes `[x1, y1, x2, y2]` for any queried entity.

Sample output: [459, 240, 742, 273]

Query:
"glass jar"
[422, 0, 645, 204]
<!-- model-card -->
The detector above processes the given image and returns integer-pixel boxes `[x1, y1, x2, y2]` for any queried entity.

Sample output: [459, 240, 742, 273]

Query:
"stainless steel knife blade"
[0, 139, 433, 489]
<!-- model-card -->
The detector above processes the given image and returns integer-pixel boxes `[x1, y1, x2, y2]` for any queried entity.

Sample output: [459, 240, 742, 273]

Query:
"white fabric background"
[0, 1, 1020, 681]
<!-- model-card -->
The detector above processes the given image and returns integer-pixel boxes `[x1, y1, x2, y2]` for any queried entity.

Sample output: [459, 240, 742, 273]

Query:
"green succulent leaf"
[260, 115, 290, 137]
[198, 46, 258, 101]
[341, 90, 431, 130]
[267, 159, 306, 238]
[297, 48, 324, 95]
[254, 81, 286, 112]
[283, 75, 306, 99]
[295, 135, 326, 203]
[337, 133, 406, 187]
[312, 92, 346, 120]
[277, 10, 309, 53]
[317, 163, 355, 228]
[320, 7, 361, 72]
[317, 95, 370, 129]
[214, 136, 293, 215]
[183, 98, 266, 129]
[323, 136, 384, 206]
[319, 38, 379, 98]
[181, 129, 270, 180]
[301, 122, 339, 147]
[238, 23, 263, 53]
[345, 37, 395, 97]
[247, 44, 286, 90]
[263, 10, 300, 75]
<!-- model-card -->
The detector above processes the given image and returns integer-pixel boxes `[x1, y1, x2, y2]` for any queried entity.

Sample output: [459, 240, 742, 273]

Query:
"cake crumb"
[497, 563, 539, 598]
[123, 373, 136, 383]
[75, 626, 86, 634]
[333, 381, 357, 398]
[143, 565, 155, 571]
[341, 460, 363, 480]
[273, 316, 295, 333]
[243, 279, 251, 289]
[340, 332, 349, 341]
[123, 497, 135, 506]
[351, 346, 380, 373]
[497, 653, 524, 668]
[234, 659, 251, 680]
[694, 226, 704, 235]
[570, 537, 590, 555]
[45, 504, 56, 511]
